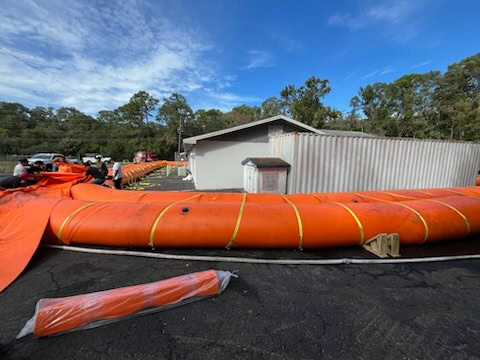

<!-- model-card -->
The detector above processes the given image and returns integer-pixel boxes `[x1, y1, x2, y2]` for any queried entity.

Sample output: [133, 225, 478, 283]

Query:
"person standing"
[13, 158, 28, 176]
[112, 159, 123, 189]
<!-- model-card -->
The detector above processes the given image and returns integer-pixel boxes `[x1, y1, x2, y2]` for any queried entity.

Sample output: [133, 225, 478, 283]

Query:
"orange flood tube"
[17, 270, 234, 338]
[2, 159, 480, 292]
[70, 182, 480, 205]
[44, 188, 480, 249]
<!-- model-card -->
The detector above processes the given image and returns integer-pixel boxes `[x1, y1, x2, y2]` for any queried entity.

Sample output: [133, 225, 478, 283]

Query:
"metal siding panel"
[271, 133, 480, 194]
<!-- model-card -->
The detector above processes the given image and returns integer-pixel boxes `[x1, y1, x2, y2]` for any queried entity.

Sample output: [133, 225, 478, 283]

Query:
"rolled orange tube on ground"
[17, 270, 233, 338]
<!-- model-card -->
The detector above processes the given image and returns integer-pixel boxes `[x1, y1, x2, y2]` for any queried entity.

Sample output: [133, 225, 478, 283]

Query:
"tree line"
[1, 53, 479, 160]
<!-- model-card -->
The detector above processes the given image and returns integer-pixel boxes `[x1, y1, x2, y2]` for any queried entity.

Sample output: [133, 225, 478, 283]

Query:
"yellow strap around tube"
[443, 189, 465, 196]
[330, 202, 365, 245]
[413, 190, 433, 197]
[424, 199, 470, 235]
[356, 192, 430, 243]
[353, 193, 389, 203]
[393, 203, 429, 244]
[382, 191, 419, 200]
[225, 193, 247, 249]
[57, 202, 96, 242]
[281, 194, 304, 250]
[148, 193, 204, 247]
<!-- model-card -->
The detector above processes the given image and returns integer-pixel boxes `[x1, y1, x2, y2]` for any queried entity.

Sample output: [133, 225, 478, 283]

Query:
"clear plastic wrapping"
[17, 270, 235, 338]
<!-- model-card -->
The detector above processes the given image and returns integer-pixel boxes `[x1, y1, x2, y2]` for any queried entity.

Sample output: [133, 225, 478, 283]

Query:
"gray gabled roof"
[241, 157, 290, 168]
[183, 115, 325, 145]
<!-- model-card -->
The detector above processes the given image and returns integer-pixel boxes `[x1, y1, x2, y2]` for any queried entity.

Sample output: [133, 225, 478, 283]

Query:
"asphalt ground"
[1, 172, 480, 359]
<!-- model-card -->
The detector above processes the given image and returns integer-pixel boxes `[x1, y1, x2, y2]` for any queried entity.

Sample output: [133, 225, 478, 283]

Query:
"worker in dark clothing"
[0, 175, 21, 190]
[95, 155, 109, 177]
[0, 171, 36, 190]
[27, 161, 45, 174]
[84, 164, 106, 185]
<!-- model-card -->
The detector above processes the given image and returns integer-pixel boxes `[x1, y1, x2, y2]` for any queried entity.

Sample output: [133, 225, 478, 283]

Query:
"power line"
[0, 47, 112, 111]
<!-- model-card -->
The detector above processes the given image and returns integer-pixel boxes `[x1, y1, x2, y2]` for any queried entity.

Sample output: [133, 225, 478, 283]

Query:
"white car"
[28, 153, 64, 171]
[82, 154, 112, 164]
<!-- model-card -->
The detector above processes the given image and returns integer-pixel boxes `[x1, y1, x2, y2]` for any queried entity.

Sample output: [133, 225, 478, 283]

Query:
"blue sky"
[0, 0, 479, 115]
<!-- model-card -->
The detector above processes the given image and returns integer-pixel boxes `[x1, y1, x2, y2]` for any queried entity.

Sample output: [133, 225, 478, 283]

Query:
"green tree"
[156, 93, 193, 152]
[117, 91, 159, 127]
[192, 109, 227, 134]
[224, 105, 261, 127]
[261, 97, 284, 118]
[280, 76, 336, 127]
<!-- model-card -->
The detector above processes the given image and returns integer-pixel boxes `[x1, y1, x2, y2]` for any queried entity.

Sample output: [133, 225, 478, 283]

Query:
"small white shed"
[241, 157, 290, 194]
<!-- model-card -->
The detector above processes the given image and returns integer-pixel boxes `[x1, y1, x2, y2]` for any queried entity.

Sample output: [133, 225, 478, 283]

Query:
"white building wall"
[187, 147, 196, 182]
[193, 140, 269, 190]
[270, 133, 480, 194]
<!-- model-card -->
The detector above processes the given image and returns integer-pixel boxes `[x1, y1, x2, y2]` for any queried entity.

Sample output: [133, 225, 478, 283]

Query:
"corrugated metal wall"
[270, 133, 480, 194]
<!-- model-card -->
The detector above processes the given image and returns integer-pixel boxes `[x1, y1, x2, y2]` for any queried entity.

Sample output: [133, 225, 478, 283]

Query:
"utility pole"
[177, 113, 183, 161]
[145, 112, 149, 145]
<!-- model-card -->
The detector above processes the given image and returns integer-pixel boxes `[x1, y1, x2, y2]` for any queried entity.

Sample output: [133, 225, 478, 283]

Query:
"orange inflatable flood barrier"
[17, 270, 234, 338]
[44, 185, 480, 251]
[1, 159, 480, 292]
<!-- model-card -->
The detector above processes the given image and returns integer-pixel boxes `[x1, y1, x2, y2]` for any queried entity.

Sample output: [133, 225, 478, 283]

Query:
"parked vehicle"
[28, 153, 64, 171]
[66, 156, 82, 164]
[81, 154, 112, 164]
[134, 151, 158, 163]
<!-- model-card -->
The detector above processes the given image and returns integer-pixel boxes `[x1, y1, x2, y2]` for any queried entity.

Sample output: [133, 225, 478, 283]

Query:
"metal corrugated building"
[184, 115, 371, 190]
[270, 132, 480, 194]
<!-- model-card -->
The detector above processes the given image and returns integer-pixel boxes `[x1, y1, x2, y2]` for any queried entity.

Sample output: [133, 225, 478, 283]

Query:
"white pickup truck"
[82, 154, 112, 164]
[28, 152, 65, 171]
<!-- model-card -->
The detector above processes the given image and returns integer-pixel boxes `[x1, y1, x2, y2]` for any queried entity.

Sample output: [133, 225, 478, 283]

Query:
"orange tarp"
[0, 192, 60, 292]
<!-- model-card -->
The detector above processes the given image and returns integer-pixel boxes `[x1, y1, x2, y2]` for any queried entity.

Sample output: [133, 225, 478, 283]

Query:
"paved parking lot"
[1, 245, 480, 360]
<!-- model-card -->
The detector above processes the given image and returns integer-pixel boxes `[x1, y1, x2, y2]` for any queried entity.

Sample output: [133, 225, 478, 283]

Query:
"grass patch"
[0, 161, 15, 174]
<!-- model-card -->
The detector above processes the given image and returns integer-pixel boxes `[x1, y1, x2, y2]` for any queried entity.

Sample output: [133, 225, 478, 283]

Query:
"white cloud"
[363, 70, 379, 79]
[411, 60, 432, 69]
[208, 92, 261, 103]
[267, 32, 302, 52]
[328, 0, 421, 42]
[243, 50, 273, 70]
[379, 66, 395, 75]
[344, 72, 357, 80]
[190, 90, 262, 112]
[363, 66, 395, 79]
[0, 0, 243, 113]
